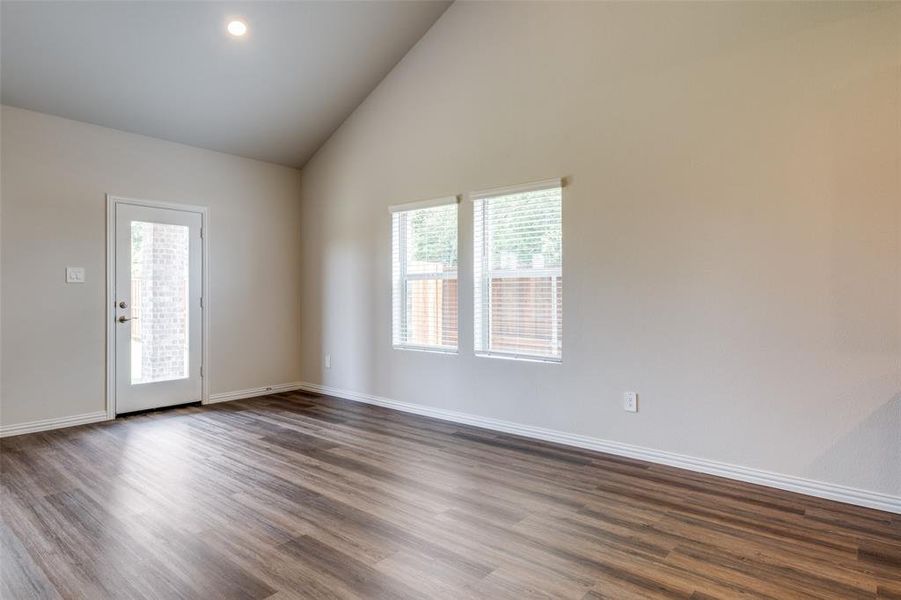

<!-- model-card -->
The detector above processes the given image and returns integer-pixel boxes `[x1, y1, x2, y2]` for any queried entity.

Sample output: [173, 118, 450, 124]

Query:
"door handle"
[118, 316, 138, 323]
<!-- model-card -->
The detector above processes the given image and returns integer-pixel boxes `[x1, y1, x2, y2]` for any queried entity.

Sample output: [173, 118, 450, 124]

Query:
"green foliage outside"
[409, 205, 457, 268]
[487, 190, 561, 269]
[407, 190, 561, 271]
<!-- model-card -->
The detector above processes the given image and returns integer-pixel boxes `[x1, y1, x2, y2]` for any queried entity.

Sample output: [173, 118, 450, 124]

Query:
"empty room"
[1, 1, 899, 598]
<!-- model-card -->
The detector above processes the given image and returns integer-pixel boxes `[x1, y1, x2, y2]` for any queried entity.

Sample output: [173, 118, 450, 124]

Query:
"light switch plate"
[66, 267, 86, 283]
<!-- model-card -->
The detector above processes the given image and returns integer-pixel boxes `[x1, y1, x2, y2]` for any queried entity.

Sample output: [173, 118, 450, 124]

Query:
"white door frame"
[105, 194, 210, 418]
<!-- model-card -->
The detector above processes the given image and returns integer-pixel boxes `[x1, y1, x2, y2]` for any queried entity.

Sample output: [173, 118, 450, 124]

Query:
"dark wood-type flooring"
[2, 391, 899, 599]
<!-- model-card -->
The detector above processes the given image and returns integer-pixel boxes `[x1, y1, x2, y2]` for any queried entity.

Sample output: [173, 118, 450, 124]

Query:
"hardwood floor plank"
[1, 392, 898, 599]
[0, 523, 62, 600]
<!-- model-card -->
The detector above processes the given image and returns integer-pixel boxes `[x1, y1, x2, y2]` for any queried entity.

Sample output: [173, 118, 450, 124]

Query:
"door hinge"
[200, 296, 204, 308]
[200, 227, 204, 239]
[200, 365, 204, 377]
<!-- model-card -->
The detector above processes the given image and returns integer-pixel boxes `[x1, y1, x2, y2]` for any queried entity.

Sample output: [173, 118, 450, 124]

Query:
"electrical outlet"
[66, 267, 85, 283]
[324, 354, 331, 369]
[623, 391, 638, 413]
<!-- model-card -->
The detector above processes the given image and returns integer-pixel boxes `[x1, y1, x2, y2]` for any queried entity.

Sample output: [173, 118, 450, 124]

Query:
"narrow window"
[473, 180, 562, 361]
[391, 197, 459, 352]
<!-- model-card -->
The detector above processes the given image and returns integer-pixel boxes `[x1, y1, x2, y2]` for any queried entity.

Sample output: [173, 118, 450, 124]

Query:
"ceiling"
[0, 1, 450, 168]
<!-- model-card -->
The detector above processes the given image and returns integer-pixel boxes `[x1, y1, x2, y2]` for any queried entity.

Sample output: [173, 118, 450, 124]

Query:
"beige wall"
[299, 2, 900, 496]
[1, 105, 303, 427]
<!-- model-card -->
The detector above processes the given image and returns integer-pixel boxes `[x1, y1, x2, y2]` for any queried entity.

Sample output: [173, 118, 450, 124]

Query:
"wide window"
[473, 180, 562, 361]
[391, 197, 459, 352]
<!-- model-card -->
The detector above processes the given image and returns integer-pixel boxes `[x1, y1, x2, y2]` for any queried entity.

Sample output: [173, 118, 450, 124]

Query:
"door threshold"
[116, 401, 202, 418]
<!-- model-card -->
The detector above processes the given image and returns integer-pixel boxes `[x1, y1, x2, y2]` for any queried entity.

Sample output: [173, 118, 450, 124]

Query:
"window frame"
[390, 195, 460, 354]
[472, 178, 563, 363]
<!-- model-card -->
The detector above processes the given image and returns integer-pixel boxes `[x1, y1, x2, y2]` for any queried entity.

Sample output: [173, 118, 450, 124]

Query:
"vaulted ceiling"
[0, 1, 450, 167]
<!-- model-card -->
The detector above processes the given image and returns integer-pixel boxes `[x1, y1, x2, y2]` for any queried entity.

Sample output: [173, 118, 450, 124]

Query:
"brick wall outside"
[131, 222, 189, 383]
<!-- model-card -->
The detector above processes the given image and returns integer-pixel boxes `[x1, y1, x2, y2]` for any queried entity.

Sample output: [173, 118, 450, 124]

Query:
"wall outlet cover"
[623, 391, 638, 412]
[66, 267, 85, 283]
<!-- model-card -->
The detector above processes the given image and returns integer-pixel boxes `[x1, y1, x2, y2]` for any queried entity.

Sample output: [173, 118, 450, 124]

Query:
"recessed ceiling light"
[227, 20, 247, 37]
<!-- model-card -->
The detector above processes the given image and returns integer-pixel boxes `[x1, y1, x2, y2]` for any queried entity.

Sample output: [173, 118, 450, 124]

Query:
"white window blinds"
[473, 180, 562, 361]
[392, 198, 459, 351]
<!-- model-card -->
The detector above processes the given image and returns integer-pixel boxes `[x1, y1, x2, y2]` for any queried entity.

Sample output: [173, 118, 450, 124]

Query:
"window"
[391, 197, 459, 352]
[474, 180, 562, 361]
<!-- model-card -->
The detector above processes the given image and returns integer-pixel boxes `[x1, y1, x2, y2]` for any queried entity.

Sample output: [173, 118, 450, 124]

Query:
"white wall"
[299, 2, 900, 498]
[1, 106, 303, 427]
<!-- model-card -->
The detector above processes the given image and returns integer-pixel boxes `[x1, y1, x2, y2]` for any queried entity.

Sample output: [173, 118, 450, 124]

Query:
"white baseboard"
[0, 382, 304, 437]
[0, 411, 111, 438]
[207, 381, 306, 404]
[296, 381, 901, 514]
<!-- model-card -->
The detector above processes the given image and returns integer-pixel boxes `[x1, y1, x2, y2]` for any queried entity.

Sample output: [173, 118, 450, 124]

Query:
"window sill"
[474, 352, 561, 364]
[393, 345, 459, 356]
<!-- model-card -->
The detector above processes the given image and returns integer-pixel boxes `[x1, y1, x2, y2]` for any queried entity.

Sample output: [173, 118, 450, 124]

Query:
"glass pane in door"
[130, 221, 190, 384]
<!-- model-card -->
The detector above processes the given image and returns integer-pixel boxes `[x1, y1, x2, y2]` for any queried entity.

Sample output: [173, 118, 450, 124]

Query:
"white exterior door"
[114, 202, 203, 414]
